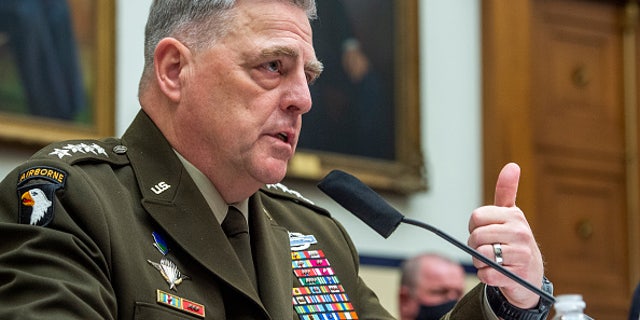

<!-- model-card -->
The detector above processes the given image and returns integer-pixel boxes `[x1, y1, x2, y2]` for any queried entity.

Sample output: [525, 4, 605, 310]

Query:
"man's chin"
[255, 160, 289, 184]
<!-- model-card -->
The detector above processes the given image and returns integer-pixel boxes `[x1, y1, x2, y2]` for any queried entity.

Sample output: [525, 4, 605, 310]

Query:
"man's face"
[174, 0, 321, 193]
[414, 259, 465, 306]
[400, 257, 466, 320]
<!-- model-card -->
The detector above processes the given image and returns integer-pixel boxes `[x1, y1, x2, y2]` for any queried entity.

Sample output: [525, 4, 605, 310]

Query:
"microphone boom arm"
[401, 217, 556, 305]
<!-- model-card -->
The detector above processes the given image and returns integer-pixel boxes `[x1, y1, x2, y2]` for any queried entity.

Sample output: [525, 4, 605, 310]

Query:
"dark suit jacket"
[0, 111, 491, 319]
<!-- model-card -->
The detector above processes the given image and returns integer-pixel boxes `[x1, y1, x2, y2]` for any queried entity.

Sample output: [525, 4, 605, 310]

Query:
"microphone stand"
[401, 217, 556, 305]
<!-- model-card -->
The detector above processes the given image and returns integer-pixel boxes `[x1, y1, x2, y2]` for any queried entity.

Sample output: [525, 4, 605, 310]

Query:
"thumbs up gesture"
[468, 163, 545, 309]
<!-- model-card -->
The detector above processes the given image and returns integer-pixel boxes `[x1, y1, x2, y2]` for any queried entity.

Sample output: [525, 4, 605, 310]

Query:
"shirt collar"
[174, 151, 249, 224]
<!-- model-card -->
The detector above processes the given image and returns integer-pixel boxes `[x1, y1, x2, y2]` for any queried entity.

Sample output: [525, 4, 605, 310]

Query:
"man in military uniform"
[0, 0, 553, 319]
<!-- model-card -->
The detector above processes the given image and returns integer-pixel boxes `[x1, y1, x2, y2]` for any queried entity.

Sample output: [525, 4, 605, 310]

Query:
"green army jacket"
[0, 111, 492, 319]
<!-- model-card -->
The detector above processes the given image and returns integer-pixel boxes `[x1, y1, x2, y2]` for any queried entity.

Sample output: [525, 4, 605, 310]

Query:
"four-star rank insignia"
[16, 166, 67, 227]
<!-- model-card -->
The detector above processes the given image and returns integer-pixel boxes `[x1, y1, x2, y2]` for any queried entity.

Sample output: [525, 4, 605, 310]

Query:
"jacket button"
[113, 145, 128, 154]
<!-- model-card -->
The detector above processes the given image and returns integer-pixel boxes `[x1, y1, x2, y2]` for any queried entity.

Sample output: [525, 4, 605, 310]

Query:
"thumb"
[494, 162, 521, 207]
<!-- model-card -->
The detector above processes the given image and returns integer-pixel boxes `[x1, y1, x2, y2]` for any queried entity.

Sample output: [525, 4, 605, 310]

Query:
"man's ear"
[153, 37, 191, 102]
[399, 286, 411, 304]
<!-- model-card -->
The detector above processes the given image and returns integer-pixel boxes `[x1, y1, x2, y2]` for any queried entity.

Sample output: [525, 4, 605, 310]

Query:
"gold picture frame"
[0, 0, 115, 145]
[289, 0, 426, 194]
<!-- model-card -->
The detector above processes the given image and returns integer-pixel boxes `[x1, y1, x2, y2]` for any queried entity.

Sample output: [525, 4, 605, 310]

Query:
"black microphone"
[317, 169, 556, 305]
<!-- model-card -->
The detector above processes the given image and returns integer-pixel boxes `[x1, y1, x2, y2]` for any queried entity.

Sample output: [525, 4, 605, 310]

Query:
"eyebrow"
[306, 60, 324, 83]
[260, 46, 324, 82]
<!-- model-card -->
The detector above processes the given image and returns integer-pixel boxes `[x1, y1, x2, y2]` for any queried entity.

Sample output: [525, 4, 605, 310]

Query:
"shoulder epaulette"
[31, 138, 130, 166]
[261, 183, 331, 216]
[14, 138, 129, 227]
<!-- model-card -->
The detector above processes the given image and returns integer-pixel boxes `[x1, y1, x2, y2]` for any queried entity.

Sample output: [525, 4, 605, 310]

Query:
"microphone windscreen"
[317, 170, 404, 238]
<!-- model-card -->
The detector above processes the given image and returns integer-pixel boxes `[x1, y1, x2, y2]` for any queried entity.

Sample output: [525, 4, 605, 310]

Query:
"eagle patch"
[16, 166, 67, 227]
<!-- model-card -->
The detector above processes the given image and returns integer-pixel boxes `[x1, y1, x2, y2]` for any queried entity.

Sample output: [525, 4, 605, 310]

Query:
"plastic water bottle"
[551, 294, 594, 320]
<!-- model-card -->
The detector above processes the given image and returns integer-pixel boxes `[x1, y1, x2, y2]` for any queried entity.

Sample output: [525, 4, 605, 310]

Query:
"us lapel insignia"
[151, 181, 171, 195]
[156, 289, 205, 319]
[148, 232, 189, 290]
[16, 166, 67, 227]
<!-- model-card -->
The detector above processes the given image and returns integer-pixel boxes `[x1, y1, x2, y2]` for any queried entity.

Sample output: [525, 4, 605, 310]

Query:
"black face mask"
[415, 299, 458, 320]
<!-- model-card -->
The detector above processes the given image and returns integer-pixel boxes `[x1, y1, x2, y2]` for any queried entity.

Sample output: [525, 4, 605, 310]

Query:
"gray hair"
[139, 0, 317, 89]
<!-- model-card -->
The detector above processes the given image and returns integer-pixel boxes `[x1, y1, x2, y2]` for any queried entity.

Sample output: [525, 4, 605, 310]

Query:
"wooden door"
[482, 0, 640, 318]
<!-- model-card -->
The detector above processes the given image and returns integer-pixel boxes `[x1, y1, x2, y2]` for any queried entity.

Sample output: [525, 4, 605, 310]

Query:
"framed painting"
[0, 0, 115, 145]
[290, 0, 426, 194]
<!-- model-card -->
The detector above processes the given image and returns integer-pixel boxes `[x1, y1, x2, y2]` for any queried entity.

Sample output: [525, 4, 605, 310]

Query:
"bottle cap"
[554, 294, 586, 312]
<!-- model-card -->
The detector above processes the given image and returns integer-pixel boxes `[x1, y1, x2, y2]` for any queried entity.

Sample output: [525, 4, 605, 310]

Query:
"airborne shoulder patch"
[16, 166, 67, 227]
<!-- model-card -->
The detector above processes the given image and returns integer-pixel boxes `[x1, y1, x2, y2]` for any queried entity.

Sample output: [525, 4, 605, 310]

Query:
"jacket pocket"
[134, 302, 202, 320]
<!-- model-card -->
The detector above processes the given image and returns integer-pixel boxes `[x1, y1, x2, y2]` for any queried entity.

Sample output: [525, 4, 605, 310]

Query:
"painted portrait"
[0, 0, 114, 145]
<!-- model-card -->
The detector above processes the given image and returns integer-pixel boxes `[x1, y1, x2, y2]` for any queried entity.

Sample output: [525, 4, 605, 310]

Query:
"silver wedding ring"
[493, 243, 503, 265]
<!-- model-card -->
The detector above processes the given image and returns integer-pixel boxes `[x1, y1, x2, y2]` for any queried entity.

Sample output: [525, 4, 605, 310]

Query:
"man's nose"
[281, 72, 312, 114]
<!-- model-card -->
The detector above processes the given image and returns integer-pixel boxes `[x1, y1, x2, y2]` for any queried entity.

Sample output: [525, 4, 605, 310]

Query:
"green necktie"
[222, 206, 257, 288]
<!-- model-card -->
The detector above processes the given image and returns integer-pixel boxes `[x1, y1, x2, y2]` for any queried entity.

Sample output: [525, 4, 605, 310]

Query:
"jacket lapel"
[250, 194, 293, 319]
[122, 111, 265, 309]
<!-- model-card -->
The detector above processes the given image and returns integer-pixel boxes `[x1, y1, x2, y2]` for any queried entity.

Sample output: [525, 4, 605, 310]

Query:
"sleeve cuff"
[482, 284, 501, 320]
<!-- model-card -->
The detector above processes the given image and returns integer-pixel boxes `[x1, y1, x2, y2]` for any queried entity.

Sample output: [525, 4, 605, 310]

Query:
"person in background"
[0, 0, 553, 319]
[399, 253, 467, 320]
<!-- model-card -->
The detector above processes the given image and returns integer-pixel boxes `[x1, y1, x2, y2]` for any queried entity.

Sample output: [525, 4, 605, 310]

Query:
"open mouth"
[277, 132, 289, 143]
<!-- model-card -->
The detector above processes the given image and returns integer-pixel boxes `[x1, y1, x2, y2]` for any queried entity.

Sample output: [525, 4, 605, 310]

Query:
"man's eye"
[264, 61, 281, 73]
